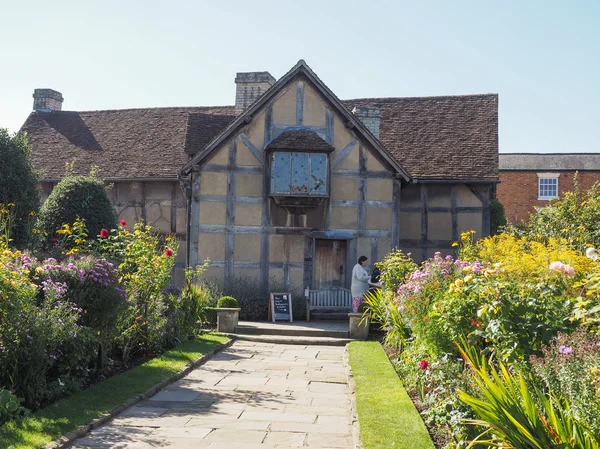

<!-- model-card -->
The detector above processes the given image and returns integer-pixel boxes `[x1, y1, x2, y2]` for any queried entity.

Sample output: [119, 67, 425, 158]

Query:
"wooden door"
[314, 239, 348, 289]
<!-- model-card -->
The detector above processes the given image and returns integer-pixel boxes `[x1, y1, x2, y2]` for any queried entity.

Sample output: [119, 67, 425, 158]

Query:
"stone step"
[234, 325, 348, 339]
[222, 333, 352, 346]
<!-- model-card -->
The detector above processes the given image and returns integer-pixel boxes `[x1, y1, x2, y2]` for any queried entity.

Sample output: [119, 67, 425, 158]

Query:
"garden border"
[41, 337, 234, 449]
[343, 344, 364, 449]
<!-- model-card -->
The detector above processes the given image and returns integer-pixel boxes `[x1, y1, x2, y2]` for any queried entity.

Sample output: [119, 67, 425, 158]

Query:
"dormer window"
[270, 151, 328, 196]
[265, 129, 334, 210]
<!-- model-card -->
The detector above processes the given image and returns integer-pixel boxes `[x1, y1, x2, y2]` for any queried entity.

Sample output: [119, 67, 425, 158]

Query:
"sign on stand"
[269, 292, 293, 322]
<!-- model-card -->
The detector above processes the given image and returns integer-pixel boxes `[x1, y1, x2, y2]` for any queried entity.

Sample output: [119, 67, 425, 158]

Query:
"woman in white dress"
[351, 256, 372, 312]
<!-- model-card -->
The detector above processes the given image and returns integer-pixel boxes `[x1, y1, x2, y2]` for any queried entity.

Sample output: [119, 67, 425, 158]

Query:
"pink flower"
[165, 247, 173, 257]
[419, 360, 429, 370]
[549, 261, 575, 278]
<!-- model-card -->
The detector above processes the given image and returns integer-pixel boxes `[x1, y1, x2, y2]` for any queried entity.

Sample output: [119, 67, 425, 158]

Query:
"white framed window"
[537, 173, 559, 200]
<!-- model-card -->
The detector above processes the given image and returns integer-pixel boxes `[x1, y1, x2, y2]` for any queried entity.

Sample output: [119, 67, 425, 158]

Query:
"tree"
[0, 129, 40, 246]
[490, 198, 507, 235]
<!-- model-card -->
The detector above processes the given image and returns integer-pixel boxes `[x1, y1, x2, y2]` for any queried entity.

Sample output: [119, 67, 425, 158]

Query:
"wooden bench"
[306, 287, 352, 321]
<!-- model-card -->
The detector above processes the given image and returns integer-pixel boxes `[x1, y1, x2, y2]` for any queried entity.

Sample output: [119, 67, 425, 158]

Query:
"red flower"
[118, 220, 127, 226]
[470, 318, 482, 327]
[419, 360, 429, 370]
[50, 237, 58, 244]
[165, 247, 173, 257]
[100, 229, 109, 238]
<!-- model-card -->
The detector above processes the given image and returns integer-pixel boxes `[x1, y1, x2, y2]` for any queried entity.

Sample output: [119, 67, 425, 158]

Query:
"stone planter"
[348, 313, 370, 340]
[216, 308, 241, 333]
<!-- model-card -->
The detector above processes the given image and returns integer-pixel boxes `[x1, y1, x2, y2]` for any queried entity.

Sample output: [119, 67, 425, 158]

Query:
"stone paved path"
[70, 341, 353, 449]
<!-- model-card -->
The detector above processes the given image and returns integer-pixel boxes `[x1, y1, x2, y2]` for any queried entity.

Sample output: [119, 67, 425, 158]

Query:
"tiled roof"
[21, 95, 498, 181]
[265, 129, 334, 152]
[21, 106, 235, 180]
[500, 153, 600, 171]
[343, 94, 498, 180]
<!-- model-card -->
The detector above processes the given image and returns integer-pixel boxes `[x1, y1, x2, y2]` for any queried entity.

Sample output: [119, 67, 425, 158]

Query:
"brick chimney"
[235, 72, 275, 115]
[33, 89, 63, 112]
[352, 107, 380, 139]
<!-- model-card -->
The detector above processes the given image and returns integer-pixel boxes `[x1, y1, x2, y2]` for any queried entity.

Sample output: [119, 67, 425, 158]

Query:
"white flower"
[586, 247, 598, 261]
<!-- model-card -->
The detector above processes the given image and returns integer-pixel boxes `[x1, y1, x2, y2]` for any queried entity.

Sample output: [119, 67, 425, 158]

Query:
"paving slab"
[67, 341, 353, 448]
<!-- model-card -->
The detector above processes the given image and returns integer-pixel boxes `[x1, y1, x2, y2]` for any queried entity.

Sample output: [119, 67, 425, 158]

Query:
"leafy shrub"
[37, 175, 116, 241]
[489, 197, 507, 234]
[217, 296, 239, 308]
[0, 129, 39, 247]
[376, 249, 417, 293]
[107, 223, 178, 361]
[506, 176, 600, 250]
[166, 264, 214, 340]
[0, 389, 27, 425]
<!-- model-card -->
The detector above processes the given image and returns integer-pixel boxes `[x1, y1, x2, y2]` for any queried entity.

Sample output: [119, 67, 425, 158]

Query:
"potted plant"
[216, 296, 241, 333]
[348, 301, 370, 340]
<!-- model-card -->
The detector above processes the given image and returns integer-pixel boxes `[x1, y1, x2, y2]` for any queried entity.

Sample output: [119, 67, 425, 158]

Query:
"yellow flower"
[455, 279, 464, 287]
[35, 266, 44, 275]
[452, 242, 459, 247]
[464, 275, 473, 283]
[29, 211, 36, 216]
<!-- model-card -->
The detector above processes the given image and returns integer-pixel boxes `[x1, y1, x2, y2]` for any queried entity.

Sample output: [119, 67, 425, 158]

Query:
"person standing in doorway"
[351, 256, 371, 313]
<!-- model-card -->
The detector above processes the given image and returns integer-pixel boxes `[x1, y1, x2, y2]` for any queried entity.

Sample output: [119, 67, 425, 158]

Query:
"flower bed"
[367, 229, 600, 448]
[0, 206, 216, 422]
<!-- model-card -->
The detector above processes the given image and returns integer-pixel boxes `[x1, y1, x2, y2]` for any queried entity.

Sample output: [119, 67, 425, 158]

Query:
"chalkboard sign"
[270, 292, 293, 322]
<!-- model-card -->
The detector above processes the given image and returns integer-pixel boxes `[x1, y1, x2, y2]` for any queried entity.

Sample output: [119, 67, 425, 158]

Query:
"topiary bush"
[0, 129, 40, 246]
[217, 296, 239, 308]
[37, 175, 116, 241]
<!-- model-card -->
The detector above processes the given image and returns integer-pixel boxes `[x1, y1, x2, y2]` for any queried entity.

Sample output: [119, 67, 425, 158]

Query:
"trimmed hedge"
[217, 296, 239, 308]
[37, 175, 116, 239]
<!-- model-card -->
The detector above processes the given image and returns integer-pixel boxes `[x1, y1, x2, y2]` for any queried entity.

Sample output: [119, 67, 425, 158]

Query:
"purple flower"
[559, 345, 574, 355]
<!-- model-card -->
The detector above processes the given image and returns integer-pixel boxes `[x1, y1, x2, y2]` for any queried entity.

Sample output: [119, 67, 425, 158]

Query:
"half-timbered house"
[21, 60, 498, 310]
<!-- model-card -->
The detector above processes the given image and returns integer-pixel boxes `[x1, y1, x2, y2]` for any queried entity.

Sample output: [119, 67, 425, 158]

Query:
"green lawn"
[348, 341, 435, 449]
[0, 333, 230, 449]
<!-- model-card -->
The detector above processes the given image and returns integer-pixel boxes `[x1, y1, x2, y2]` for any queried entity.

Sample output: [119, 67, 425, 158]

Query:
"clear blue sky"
[1, 0, 598, 153]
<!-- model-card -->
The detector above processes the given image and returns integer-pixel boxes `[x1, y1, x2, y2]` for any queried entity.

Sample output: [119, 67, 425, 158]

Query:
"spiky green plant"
[456, 338, 600, 449]
[363, 289, 406, 350]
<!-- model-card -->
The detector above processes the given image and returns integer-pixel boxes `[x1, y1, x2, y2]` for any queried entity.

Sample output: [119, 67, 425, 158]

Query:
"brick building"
[498, 153, 600, 223]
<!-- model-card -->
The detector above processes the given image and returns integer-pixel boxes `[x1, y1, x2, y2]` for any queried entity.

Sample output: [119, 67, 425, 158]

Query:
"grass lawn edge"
[348, 341, 435, 449]
[0, 333, 232, 449]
